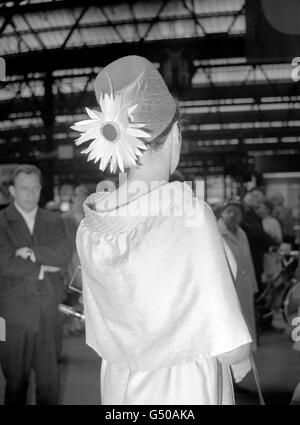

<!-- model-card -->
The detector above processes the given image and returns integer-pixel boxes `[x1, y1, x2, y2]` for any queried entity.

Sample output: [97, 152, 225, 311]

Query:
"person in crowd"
[0, 164, 72, 405]
[218, 199, 258, 350]
[292, 193, 300, 226]
[241, 188, 278, 292]
[44, 198, 68, 359]
[296, 249, 300, 281]
[63, 185, 88, 250]
[73, 55, 252, 405]
[256, 199, 283, 283]
[62, 184, 88, 334]
[269, 192, 295, 244]
[44, 200, 61, 213]
[258, 199, 283, 244]
[0, 181, 10, 210]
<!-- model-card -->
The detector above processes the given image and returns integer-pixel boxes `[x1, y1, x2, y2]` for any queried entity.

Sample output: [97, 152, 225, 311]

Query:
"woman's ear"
[169, 121, 182, 175]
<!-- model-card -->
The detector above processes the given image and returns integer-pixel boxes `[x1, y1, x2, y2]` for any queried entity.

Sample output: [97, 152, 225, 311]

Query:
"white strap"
[250, 352, 266, 405]
[216, 359, 223, 405]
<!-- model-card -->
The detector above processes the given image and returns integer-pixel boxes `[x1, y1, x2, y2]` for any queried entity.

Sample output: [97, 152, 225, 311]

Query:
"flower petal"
[75, 129, 98, 145]
[115, 142, 131, 171]
[127, 104, 138, 115]
[73, 118, 97, 127]
[129, 122, 146, 128]
[110, 152, 118, 173]
[127, 103, 138, 120]
[80, 139, 99, 154]
[99, 94, 107, 115]
[126, 126, 151, 139]
[100, 143, 114, 171]
[123, 134, 147, 151]
[86, 107, 103, 120]
[116, 150, 125, 173]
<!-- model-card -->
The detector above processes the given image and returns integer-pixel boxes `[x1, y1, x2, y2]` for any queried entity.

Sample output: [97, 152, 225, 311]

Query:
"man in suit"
[241, 188, 278, 291]
[0, 164, 72, 405]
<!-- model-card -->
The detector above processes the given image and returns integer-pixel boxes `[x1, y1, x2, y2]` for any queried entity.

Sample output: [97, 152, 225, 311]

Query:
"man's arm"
[241, 217, 278, 252]
[32, 214, 73, 267]
[0, 224, 41, 279]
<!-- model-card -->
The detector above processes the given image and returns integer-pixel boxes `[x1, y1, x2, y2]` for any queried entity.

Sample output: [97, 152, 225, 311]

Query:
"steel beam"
[3, 35, 244, 76]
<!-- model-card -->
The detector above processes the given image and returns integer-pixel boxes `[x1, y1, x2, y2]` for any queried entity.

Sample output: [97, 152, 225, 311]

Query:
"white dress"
[76, 182, 252, 405]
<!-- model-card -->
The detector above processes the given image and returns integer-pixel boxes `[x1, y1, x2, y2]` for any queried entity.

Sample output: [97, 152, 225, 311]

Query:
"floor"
[0, 326, 300, 405]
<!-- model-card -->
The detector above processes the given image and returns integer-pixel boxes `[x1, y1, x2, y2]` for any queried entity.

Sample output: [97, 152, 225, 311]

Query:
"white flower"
[72, 92, 150, 173]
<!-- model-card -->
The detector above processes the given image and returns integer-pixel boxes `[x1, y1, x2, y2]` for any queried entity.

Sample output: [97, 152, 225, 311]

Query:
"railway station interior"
[1, 0, 300, 406]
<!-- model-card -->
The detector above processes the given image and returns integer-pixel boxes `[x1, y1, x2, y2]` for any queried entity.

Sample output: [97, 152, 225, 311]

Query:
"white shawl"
[76, 182, 252, 371]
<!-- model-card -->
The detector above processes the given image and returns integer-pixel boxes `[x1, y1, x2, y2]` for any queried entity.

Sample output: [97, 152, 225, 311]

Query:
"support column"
[41, 71, 55, 204]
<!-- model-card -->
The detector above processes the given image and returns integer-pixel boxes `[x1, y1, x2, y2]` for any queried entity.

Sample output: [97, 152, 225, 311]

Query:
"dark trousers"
[0, 315, 60, 405]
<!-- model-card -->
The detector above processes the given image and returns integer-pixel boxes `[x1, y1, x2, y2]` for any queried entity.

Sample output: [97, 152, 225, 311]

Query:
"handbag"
[216, 354, 265, 405]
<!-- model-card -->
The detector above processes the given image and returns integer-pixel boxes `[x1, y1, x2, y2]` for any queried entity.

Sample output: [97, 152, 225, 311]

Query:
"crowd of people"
[214, 188, 300, 332]
[1, 167, 299, 405]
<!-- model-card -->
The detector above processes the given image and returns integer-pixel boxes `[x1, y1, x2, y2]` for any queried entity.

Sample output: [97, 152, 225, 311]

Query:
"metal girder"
[187, 109, 300, 125]
[0, 0, 143, 16]
[184, 126, 300, 141]
[2, 82, 300, 121]
[187, 142, 300, 154]
[255, 154, 300, 173]
[99, 5, 126, 43]
[60, 6, 90, 50]
[1, 136, 300, 159]
[226, 3, 245, 34]
[0, 0, 22, 36]
[186, 82, 300, 101]
[3, 34, 244, 76]
[139, 0, 170, 42]
[0, 11, 246, 41]
[21, 14, 46, 49]
[182, 0, 207, 36]
[2, 121, 300, 144]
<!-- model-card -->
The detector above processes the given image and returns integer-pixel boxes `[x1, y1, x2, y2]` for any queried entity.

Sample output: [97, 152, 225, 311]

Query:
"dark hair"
[10, 164, 42, 185]
[222, 198, 244, 214]
[262, 198, 274, 213]
[148, 99, 182, 150]
[247, 186, 265, 196]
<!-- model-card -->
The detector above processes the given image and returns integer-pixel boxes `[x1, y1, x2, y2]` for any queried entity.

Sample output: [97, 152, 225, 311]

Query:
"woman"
[256, 199, 283, 283]
[269, 192, 294, 243]
[218, 199, 258, 349]
[73, 56, 252, 405]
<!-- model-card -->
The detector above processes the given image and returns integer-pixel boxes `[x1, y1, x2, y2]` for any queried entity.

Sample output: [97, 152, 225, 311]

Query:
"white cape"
[76, 182, 252, 374]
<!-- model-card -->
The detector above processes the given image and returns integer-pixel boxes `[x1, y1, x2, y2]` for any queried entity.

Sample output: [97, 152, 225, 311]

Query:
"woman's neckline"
[91, 179, 170, 213]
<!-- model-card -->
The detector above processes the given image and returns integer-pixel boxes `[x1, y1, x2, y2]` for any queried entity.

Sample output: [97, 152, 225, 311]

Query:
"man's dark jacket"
[0, 204, 72, 331]
[241, 206, 277, 286]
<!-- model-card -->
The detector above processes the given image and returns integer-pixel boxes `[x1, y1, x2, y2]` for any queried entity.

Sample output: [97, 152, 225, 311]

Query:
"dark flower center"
[101, 122, 119, 142]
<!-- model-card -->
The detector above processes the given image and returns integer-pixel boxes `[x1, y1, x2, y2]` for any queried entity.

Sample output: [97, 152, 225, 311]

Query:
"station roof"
[1, 0, 299, 180]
